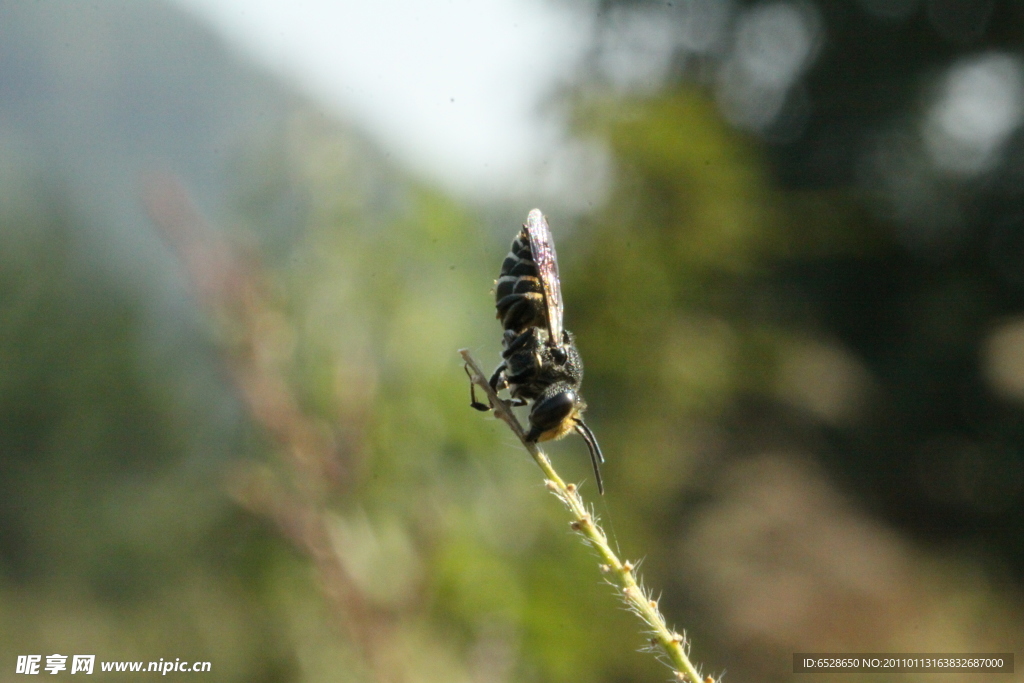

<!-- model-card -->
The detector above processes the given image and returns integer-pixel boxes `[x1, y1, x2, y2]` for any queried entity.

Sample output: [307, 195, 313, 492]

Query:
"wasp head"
[526, 383, 585, 443]
[526, 382, 605, 494]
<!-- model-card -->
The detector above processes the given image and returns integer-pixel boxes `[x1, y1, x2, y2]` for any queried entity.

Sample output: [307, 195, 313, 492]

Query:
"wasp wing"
[525, 208, 563, 347]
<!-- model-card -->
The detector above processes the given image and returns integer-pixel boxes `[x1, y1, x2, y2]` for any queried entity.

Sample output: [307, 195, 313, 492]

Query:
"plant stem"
[460, 349, 711, 683]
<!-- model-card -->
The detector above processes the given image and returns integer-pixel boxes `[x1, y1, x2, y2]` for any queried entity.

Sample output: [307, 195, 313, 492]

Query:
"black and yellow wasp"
[470, 209, 605, 494]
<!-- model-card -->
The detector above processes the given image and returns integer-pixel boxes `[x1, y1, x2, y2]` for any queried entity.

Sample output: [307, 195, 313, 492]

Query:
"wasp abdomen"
[495, 228, 548, 332]
[495, 273, 541, 301]
[502, 254, 538, 277]
[496, 292, 544, 332]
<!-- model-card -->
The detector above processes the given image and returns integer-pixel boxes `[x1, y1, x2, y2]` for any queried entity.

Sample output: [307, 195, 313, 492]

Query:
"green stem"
[460, 349, 710, 683]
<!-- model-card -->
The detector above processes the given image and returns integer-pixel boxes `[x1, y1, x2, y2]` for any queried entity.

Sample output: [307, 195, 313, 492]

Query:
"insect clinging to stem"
[469, 208, 605, 494]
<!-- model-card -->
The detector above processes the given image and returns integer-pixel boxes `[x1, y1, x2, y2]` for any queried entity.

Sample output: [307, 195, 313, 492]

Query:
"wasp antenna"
[575, 420, 604, 463]
[574, 420, 605, 495]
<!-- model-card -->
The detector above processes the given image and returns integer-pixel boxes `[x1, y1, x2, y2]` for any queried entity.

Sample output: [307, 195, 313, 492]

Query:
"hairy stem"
[460, 349, 711, 683]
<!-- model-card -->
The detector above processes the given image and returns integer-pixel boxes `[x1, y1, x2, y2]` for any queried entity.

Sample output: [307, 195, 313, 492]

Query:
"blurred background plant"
[1, 1, 1023, 682]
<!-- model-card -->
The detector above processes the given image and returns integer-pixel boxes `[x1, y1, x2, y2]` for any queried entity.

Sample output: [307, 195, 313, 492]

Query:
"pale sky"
[171, 0, 597, 203]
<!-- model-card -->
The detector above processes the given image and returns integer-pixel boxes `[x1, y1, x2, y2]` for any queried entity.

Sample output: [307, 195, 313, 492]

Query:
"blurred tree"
[564, 0, 1024, 678]
[578, 0, 1024, 560]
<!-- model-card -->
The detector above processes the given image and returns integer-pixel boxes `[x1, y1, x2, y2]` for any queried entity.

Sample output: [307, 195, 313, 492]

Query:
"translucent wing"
[525, 208, 563, 347]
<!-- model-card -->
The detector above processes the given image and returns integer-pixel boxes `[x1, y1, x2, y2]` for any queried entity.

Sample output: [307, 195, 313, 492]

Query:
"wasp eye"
[529, 390, 576, 436]
[551, 347, 568, 365]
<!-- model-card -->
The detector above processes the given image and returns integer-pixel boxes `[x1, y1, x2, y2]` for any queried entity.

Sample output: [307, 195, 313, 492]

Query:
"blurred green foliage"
[2, 2, 1024, 683]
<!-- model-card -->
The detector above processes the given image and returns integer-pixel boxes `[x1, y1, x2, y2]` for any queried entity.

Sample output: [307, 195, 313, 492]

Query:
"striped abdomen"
[494, 226, 546, 332]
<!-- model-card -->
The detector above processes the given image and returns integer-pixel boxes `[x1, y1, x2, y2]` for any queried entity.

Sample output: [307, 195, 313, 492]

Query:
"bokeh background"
[1, 1, 1023, 681]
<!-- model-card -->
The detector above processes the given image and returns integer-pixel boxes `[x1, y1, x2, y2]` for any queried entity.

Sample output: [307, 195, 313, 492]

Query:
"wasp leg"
[465, 364, 492, 412]
[488, 363, 508, 392]
[490, 364, 531, 408]
[504, 362, 538, 384]
[501, 327, 537, 356]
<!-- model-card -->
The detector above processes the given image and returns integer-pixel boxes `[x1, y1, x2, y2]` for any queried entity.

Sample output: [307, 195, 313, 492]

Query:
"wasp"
[470, 209, 605, 494]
